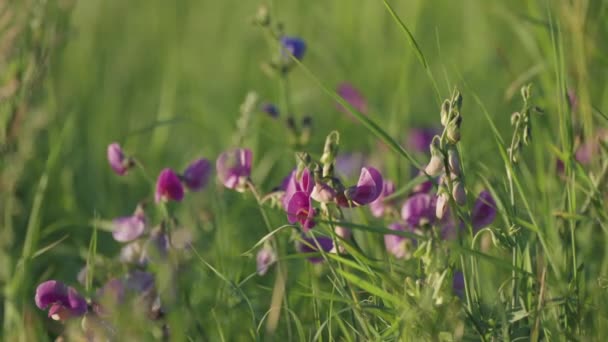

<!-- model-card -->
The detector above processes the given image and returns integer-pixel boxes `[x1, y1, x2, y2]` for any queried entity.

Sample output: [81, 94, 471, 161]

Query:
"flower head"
[401, 193, 436, 227]
[310, 182, 336, 203]
[471, 190, 497, 231]
[182, 158, 212, 191]
[216, 148, 252, 191]
[155, 168, 184, 203]
[296, 236, 334, 263]
[112, 207, 146, 242]
[35, 280, 87, 321]
[336, 82, 368, 114]
[282, 168, 314, 209]
[107, 143, 131, 175]
[369, 180, 395, 217]
[280, 36, 306, 60]
[287, 191, 316, 231]
[256, 246, 277, 276]
[344, 167, 383, 206]
[384, 222, 416, 259]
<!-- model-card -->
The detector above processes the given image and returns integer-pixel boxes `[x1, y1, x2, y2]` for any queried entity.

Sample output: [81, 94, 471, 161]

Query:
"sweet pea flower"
[287, 191, 316, 231]
[296, 235, 334, 263]
[182, 158, 212, 191]
[336, 82, 368, 114]
[107, 143, 132, 175]
[311, 182, 336, 203]
[471, 190, 497, 231]
[256, 246, 277, 276]
[384, 222, 416, 259]
[216, 148, 252, 191]
[280, 36, 306, 60]
[35, 280, 87, 321]
[112, 206, 146, 242]
[282, 168, 313, 209]
[369, 180, 395, 217]
[155, 168, 184, 203]
[401, 193, 436, 227]
[343, 167, 383, 206]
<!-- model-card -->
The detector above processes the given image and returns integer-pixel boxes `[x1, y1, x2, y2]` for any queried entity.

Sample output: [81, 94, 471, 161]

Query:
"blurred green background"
[1, 0, 607, 340]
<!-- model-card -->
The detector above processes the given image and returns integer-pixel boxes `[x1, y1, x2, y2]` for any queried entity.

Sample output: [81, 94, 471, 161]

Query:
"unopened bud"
[440, 100, 450, 126]
[320, 131, 340, 166]
[425, 138, 444, 176]
[448, 149, 460, 176]
[452, 181, 466, 205]
[521, 84, 532, 101]
[253, 4, 271, 26]
[453, 91, 463, 110]
[436, 192, 449, 219]
[446, 114, 462, 144]
[510, 112, 520, 126]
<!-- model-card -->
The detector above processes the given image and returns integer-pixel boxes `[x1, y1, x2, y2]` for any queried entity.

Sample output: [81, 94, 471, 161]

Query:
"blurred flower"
[296, 235, 333, 263]
[471, 190, 497, 231]
[344, 167, 383, 206]
[287, 191, 316, 231]
[282, 168, 313, 209]
[401, 193, 436, 227]
[407, 127, 439, 154]
[261, 102, 279, 118]
[94, 271, 155, 317]
[435, 192, 449, 220]
[335, 152, 366, 179]
[336, 82, 368, 114]
[107, 142, 132, 176]
[35, 280, 87, 321]
[311, 182, 336, 203]
[216, 148, 252, 191]
[452, 271, 465, 298]
[182, 158, 212, 191]
[452, 181, 466, 206]
[280, 36, 306, 60]
[112, 206, 146, 242]
[155, 168, 184, 203]
[256, 246, 277, 276]
[369, 180, 395, 217]
[384, 222, 416, 259]
[120, 241, 145, 264]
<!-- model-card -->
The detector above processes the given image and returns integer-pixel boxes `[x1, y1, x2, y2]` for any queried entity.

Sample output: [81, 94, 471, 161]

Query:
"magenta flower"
[401, 193, 436, 227]
[256, 246, 277, 276]
[182, 158, 212, 191]
[112, 208, 146, 242]
[287, 191, 316, 231]
[344, 167, 383, 206]
[296, 235, 334, 263]
[282, 168, 313, 209]
[155, 168, 184, 203]
[384, 222, 416, 259]
[471, 190, 497, 231]
[336, 82, 368, 114]
[216, 148, 252, 191]
[407, 127, 440, 154]
[35, 280, 87, 321]
[107, 142, 132, 175]
[369, 180, 395, 217]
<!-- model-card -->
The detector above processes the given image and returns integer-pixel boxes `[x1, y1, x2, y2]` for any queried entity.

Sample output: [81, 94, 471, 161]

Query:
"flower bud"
[253, 4, 271, 26]
[452, 181, 466, 205]
[436, 191, 449, 219]
[448, 149, 460, 176]
[311, 182, 336, 203]
[320, 131, 340, 166]
[440, 100, 450, 126]
[425, 139, 444, 176]
[446, 114, 462, 144]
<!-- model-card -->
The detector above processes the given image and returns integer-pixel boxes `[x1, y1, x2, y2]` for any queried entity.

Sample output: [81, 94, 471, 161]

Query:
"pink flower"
[216, 148, 252, 191]
[155, 168, 184, 203]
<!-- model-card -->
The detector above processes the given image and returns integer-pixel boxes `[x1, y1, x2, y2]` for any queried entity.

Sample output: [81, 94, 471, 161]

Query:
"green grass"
[1, 0, 608, 340]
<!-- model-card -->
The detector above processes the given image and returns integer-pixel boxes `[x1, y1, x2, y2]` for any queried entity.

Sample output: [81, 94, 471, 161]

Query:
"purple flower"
[344, 167, 384, 206]
[112, 214, 146, 242]
[280, 36, 306, 60]
[407, 127, 440, 154]
[296, 235, 334, 263]
[107, 142, 131, 175]
[310, 182, 336, 203]
[182, 158, 212, 191]
[287, 191, 316, 231]
[35, 280, 87, 321]
[261, 103, 279, 118]
[216, 148, 252, 191]
[256, 246, 277, 276]
[335, 152, 366, 179]
[471, 190, 497, 231]
[336, 82, 368, 114]
[282, 168, 314, 209]
[452, 271, 465, 298]
[401, 193, 436, 227]
[384, 222, 416, 259]
[155, 168, 184, 203]
[369, 180, 395, 217]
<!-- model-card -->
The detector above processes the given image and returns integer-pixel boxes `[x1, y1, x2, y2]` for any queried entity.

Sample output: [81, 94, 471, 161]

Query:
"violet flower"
[296, 235, 334, 263]
[261, 103, 279, 118]
[182, 158, 212, 191]
[256, 246, 277, 276]
[216, 148, 252, 192]
[107, 142, 131, 176]
[384, 222, 416, 259]
[401, 193, 436, 227]
[280, 36, 306, 60]
[112, 207, 146, 242]
[471, 190, 497, 231]
[336, 82, 368, 114]
[35, 280, 87, 321]
[343, 167, 383, 206]
[155, 168, 184, 203]
[369, 180, 395, 217]
[287, 191, 316, 231]
[282, 168, 313, 209]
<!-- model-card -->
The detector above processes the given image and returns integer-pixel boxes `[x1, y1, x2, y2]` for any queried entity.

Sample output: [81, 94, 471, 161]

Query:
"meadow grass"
[1, 0, 608, 340]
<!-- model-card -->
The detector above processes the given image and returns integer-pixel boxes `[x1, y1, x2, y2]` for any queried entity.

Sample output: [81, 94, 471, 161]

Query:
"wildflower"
[155, 168, 184, 203]
[261, 102, 279, 118]
[384, 222, 416, 259]
[336, 82, 368, 114]
[120, 241, 145, 264]
[425, 144, 444, 176]
[310, 182, 336, 203]
[280, 36, 306, 60]
[182, 158, 212, 191]
[35, 280, 87, 321]
[286, 191, 316, 231]
[471, 190, 497, 231]
[401, 193, 436, 227]
[256, 246, 277, 276]
[112, 205, 146, 242]
[216, 148, 252, 191]
[407, 127, 439, 154]
[344, 167, 383, 206]
[107, 143, 132, 176]
[435, 192, 449, 220]
[369, 180, 395, 217]
[282, 168, 314, 209]
[452, 181, 466, 205]
[296, 235, 334, 263]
